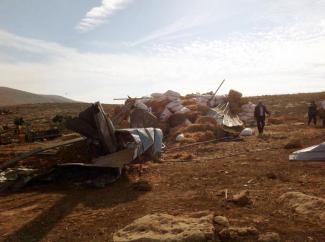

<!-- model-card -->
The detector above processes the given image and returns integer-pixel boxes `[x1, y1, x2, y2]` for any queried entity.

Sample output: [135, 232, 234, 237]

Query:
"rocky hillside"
[0, 87, 75, 106]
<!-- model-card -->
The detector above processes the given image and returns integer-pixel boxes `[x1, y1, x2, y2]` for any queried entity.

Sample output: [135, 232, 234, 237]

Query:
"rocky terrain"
[0, 92, 325, 242]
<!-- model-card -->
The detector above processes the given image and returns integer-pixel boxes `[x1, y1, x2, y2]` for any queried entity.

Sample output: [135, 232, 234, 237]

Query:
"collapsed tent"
[0, 102, 164, 192]
[289, 142, 325, 161]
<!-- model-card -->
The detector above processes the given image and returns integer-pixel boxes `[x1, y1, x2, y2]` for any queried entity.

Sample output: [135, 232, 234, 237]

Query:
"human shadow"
[3, 169, 150, 242]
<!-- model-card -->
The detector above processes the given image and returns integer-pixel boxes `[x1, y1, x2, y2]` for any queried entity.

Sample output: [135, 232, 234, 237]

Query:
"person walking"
[254, 101, 270, 135]
[308, 101, 318, 126]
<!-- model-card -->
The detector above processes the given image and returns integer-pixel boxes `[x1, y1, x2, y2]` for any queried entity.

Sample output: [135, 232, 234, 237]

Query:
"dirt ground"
[0, 102, 325, 242]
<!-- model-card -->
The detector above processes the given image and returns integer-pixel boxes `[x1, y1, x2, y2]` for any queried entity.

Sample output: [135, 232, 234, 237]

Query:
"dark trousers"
[256, 117, 265, 134]
[308, 114, 317, 126]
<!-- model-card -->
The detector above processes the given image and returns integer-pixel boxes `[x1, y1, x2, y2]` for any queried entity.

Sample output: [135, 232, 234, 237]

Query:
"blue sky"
[0, 0, 325, 102]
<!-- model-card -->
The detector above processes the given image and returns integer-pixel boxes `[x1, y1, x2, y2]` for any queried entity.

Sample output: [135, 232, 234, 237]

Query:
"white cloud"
[0, 30, 73, 56]
[1, 18, 325, 102]
[128, 15, 213, 46]
[76, 0, 132, 32]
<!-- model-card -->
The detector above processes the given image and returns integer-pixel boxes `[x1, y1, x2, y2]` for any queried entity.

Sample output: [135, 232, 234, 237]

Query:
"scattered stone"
[113, 211, 215, 242]
[284, 139, 302, 149]
[172, 153, 182, 159]
[184, 154, 194, 160]
[278, 192, 325, 222]
[231, 190, 252, 206]
[258, 232, 281, 242]
[213, 216, 230, 227]
[132, 180, 152, 192]
[266, 172, 277, 179]
[219, 226, 259, 242]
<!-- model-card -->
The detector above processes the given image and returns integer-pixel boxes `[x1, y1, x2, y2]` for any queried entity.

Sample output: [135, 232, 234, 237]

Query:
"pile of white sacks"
[134, 90, 258, 127]
[135, 90, 227, 122]
[152, 90, 191, 121]
[189, 93, 225, 107]
[238, 102, 256, 126]
[133, 90, 190, 122]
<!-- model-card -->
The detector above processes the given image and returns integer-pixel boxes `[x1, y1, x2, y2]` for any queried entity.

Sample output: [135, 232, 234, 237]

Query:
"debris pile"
[238, 102, 256, 126]
[0, 102, 164, 192]
[120, 89, 254, 143]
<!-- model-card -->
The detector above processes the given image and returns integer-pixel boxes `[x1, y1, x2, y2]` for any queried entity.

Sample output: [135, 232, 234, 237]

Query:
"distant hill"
[0, 87, 75, 106]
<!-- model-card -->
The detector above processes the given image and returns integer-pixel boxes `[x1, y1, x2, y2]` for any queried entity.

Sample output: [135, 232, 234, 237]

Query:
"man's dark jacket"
[254, 105, 270, 119]
[308, 104, 317, 116]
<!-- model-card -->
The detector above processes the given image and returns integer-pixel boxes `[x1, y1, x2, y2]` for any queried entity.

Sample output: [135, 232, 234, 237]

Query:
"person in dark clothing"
[308, 101, 318, 126]
[254, 101, 270, 134]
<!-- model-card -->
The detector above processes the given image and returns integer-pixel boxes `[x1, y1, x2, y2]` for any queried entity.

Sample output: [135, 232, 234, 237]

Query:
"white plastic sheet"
[240, 128, 254, 136]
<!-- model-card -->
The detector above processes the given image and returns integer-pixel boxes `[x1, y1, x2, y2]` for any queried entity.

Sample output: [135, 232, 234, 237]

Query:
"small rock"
[284, 139, 302, 149]
[231, 190, 252, 206]
[113, 211, 215, 242]
[266, 172, 277, 179]
[278, 191, 325, 223]
[213, 216, 229, 227]
[184, 154, 194, 160]
[132, 180, 152, 191]
[219, 226, 259, 241]
[258, 232, 280, 242]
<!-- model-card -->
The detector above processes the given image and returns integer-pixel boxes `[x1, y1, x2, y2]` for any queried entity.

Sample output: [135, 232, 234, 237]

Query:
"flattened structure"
[289, 142, 325, 161]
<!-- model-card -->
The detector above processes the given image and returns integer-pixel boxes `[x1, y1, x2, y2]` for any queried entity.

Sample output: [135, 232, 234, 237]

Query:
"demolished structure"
[0, 85, 257, 191]
[113, 88, 253, 143]
[0, 102, 163, 191]
[289, 142, 325, 161]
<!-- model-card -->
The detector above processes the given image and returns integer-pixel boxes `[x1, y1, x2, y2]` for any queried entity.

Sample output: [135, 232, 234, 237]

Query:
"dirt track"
[0, 104, 325, 242]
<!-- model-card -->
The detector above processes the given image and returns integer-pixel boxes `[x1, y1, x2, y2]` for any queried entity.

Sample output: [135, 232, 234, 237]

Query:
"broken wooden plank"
[0, 137, 85, 170]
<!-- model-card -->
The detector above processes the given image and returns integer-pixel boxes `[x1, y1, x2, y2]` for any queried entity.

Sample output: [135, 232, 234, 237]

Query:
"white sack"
[175, 133, 185, 142]
[175, 107, 190, 114]
[240, 128, 254, 136]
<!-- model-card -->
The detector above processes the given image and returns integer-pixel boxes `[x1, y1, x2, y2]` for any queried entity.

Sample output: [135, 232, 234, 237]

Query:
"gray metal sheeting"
[289, 142, 325, 161]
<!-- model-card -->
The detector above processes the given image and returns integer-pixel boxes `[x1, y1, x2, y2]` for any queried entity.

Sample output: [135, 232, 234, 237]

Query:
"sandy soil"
[0, 103, 325, 242]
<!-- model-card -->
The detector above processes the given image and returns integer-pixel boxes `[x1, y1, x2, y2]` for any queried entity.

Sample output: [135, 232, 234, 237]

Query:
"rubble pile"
[238, 102, 256, 126]
[126, 89, 254, 143]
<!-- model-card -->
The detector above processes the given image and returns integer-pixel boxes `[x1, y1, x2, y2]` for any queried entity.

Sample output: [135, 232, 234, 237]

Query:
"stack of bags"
[169, 116, 224, 144]
[144, 90, 191, 122]
[132, 89, 250, 143]
[186, 94, 225, 107]
[238, 102, 256, 126]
